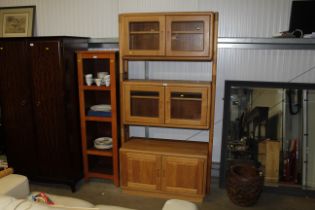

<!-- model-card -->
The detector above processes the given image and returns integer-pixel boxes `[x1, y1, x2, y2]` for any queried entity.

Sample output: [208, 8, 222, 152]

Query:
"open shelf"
[87, 148, 113, 157]
[77, 50, 119, 186]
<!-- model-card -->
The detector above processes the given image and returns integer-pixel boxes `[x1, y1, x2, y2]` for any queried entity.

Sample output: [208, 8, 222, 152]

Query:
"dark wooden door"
[0, 41, 38, 177]
[28, 40, 70, 179]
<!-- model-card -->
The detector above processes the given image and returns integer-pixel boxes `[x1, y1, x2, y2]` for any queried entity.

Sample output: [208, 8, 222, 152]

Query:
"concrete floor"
[30, 178, 315, 210]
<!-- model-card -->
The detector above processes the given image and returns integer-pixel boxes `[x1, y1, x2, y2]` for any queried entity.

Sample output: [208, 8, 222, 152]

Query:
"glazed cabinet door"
[28, 41, 70, 179]
[161, 156, 206, 195]
[0, 41, 38, 177]
[120, 151, 161, 191]
[166, 15, 212, 58]
[124, 83, 164, 125]
[165, 85, 209, 128]
[122, 15, 165, 56]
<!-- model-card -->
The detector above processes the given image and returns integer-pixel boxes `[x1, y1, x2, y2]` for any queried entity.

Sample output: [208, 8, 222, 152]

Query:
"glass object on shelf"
[170, 92, 202, 120]
[130, 90, 159, 117]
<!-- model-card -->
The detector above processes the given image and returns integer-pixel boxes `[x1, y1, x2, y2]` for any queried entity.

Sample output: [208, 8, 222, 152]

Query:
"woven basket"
[226, 163, 263, 207]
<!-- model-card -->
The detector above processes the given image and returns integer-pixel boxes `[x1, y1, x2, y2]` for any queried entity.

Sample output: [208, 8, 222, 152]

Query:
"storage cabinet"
[76, 51, 119, 186]
[123, 81, 210, 128]
[120, 139, 207, 201]
[119, 12, 218, 201]
[0, 37, 88, 190]
[258, 140, 280, 183]
[120, 13, 214, 59]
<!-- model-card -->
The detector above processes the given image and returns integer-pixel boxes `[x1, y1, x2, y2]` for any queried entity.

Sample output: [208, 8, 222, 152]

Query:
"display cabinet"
[123, 81, 210, 128]
[120, 12, 214, 59]
[119, 11, 218, 201]
[77, 51, 119, 186]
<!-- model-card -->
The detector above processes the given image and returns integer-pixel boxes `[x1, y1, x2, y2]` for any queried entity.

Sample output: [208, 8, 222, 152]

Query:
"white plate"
[90, 104, 111, 112]
[94, 144, 112, 150]
[94, 137, 112, 150]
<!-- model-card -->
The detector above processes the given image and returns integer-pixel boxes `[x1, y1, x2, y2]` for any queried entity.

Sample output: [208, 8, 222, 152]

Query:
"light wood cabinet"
[120, 139, 207, 201]
[122, 15, 165, 56]
[161, 156, 206, 195]
[120, 152, 161, 191]
[166, 15, 211, 57]
[124, 83, 165, 124]
[123, 81, 210, 128]
[119, 11, 218, 201]
[258, 140, 280, 183]
[120, 12, 214, 59]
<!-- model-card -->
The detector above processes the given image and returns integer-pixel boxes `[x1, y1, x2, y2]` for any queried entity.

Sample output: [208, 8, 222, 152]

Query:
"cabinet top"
[0, 36, 89, 41]
[119, 11, 217, 17]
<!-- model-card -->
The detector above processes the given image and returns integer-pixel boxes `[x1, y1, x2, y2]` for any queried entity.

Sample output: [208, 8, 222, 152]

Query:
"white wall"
[0, 0, 118, 37]
[0, 0, 293, 38]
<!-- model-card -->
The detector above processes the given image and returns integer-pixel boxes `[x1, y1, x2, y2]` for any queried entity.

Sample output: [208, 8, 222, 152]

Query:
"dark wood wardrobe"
[0, 37, 88, 190]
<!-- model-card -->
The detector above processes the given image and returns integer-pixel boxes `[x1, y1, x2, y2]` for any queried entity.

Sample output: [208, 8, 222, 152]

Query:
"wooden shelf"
[77, 50, 119, 186]
[121, 138, 208, 158]
[130, 31, 160, 34]
[87, 148, 113, 157]
[85, 116, 112, 122]
[171, 31, 204, 34]
[87, 172, 114, 180]
[81, 85, 111, 91]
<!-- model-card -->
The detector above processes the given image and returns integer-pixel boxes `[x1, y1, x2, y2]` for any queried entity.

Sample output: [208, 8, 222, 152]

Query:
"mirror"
[220, 81, 315, 192]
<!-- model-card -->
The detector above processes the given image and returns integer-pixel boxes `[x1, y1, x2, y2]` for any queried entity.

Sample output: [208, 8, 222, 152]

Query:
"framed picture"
[0, 6, 35, 37]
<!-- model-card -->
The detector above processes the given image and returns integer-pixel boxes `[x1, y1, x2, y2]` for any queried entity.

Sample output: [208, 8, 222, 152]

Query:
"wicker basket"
[226, 163, 263, 207]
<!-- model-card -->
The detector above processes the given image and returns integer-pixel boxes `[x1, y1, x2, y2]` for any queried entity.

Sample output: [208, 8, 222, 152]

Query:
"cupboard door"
[166, 15, 212, 57]
[122, 16, 165, 56]
[161, 156, 206, 195]
[121, 151, 161, 191]
[165, 86, 209, 127]
[0, 41, 38, 177]
[28, 41, 70, 178]
[124, 83, 164, 125]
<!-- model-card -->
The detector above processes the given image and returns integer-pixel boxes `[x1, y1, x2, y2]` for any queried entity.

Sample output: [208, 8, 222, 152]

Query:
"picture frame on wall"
[0, 6, 35, 37]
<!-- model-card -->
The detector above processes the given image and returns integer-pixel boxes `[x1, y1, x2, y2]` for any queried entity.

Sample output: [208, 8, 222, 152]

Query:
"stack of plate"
[94, 137, 112, 150]
[88, 104, 112, 117]
[90, 104, 111, 112]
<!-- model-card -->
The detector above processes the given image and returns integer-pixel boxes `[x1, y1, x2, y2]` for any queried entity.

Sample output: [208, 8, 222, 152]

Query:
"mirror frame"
[219, 80, 315, 189]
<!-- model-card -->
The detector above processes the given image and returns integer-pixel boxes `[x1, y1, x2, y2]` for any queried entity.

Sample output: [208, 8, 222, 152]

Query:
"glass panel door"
[123, 16, 165, 56]
[166, 15, 211, 57]
[124, 83, 164, 125]
[165, 86, 209, 127]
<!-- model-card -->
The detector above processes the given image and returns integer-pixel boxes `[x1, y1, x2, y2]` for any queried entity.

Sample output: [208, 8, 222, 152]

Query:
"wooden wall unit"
[0, 37, 88, 190]
[76, 51, 119, 186]
[119, 11, 218, 201]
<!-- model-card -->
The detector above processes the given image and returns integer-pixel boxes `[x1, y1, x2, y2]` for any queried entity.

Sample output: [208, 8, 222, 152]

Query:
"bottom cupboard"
[120, 139, 208, 202]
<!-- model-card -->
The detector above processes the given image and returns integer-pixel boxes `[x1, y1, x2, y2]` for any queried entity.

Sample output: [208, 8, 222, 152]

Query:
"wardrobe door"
[28, 40, 70, 179]
[0, 41, 38, 177]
